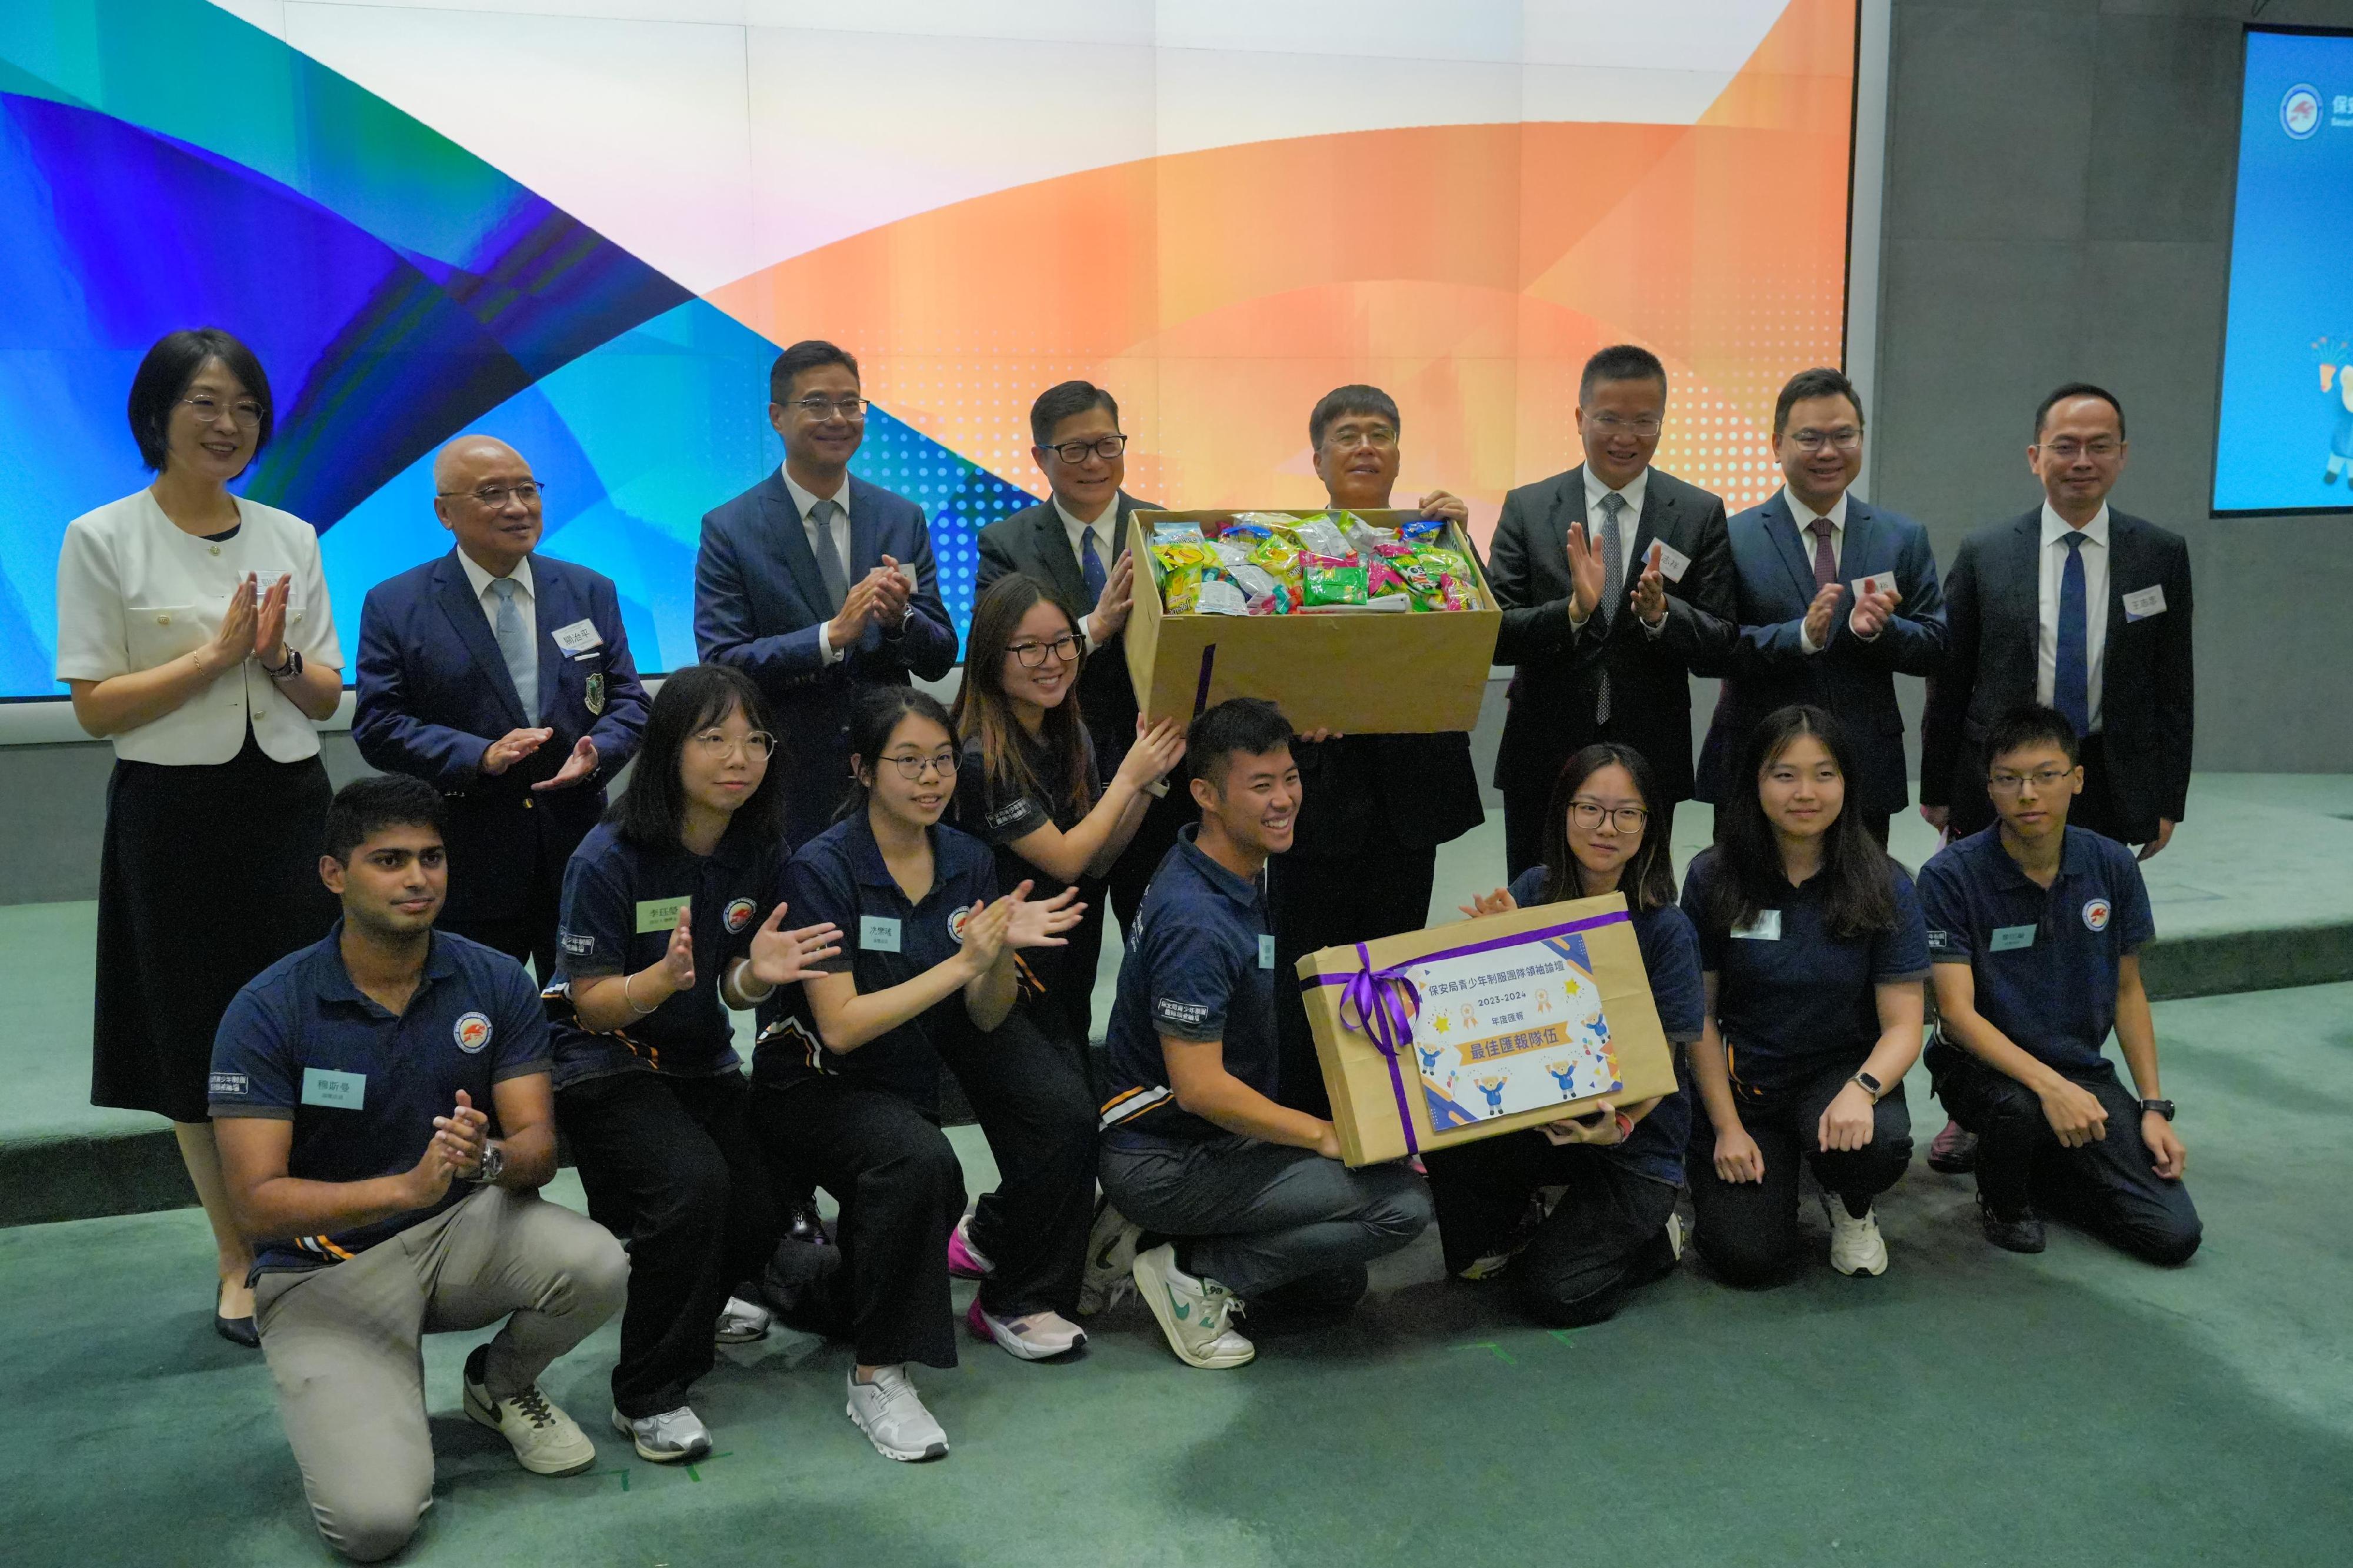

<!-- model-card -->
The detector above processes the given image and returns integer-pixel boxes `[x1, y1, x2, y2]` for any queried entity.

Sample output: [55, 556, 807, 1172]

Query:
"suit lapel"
[2102, 511, 2139, 659]
[844, 476, 882, 582]
[432, 552, 528, 729]
[759, 474, 834, 618]
[1840, 500, 1878, 589]
[1759, 491, 1816, 603]
[1034, 503, 1089, 608]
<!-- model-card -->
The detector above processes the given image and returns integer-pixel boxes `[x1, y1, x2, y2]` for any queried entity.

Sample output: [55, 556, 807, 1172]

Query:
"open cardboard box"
[1124, 509, 1501, 734]
[1296, 893, 1679, 1167]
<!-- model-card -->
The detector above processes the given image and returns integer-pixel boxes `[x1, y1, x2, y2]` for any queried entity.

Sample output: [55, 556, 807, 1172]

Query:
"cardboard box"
[1297, 893, 1678, 1166]
[1124, 509, 1501, 735]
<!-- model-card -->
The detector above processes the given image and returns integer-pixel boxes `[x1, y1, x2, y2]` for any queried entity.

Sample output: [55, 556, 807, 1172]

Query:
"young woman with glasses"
[748, 687, 1091, 1462]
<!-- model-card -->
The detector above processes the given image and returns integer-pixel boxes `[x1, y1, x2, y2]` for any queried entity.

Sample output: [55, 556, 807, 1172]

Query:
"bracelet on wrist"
[622, 969, 659, 1016]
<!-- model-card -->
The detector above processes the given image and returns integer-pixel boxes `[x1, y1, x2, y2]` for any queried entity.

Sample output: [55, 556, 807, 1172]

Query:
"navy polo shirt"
[208, 925, 551, 1274]
[955, 729, 1099, 900]
[1918, 825, 2154, 1075]
[548, 821, 784, 1090]
[752, 812, 1000, 1109]
[1102, 828, 1278, 1145]
[1509, 868, 1702, 1187]
[1680, 847, 1931, 1096]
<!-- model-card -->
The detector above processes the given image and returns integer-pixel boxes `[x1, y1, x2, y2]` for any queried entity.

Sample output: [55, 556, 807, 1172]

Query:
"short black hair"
[769, 340, 861, 405]
[1188, 698, 1295, 790]
[2035, 382, 2126, 441]
[1986, 703, 2081, 769]
[1579, 343, 1667, 404]
[1030, 381, 1121, 447]
[610, 664, 786, 852]
[1309, 385, 1400, 449]
[126, 328, 274, 472]
[1772, 366, 1865, 438]
[324, 774, 445, 865]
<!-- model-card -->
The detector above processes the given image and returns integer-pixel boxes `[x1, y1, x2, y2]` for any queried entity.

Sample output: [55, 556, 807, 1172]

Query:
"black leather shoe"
[215, 1282, 261, 1347]
[1978, 1199, 2046, 1255]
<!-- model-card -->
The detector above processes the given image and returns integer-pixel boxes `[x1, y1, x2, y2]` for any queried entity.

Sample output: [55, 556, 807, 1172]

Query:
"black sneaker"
[1927, 1119, 1978, 1174]
[1978, 1197, 2046, 1254]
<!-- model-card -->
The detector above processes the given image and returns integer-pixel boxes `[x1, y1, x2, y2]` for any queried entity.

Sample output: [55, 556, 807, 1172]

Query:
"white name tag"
[1990, 923, 2038, 952]
[551, 618, 604, 654]
[2122, 585, 2166, 621]
[301, 1067, 365, 1109]
[1850, 571, 1898, 599]
[1649, 541, 1691, 583]
[861, 915, 902, 953]
[1731, 910, 1782, 941]
[1259, 934, 1277, 970]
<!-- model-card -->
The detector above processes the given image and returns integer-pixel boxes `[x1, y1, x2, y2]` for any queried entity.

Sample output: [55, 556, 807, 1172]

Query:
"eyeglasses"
[1048, 434, 1128, 464]
[1586, 413, 1663, 436]
[2042, 439, 2119, 461]
[438, 482, 545, 508]
[1324, 426, 1398, 451]
[181, 396, 266, 430]
[1567, 800, 1649, 832]
[691, 729, 775, 762]
[880, 749, 958, 780]
[1785, 427, 1862, 452]
[1006, 635, 1080, 669]
[788, 396, 867, 419]
[1988, 767, 2074, 794]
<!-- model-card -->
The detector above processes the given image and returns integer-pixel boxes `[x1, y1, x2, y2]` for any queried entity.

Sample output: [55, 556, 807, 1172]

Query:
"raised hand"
[958, 897, 1014, 973]
[747, 903, 843, 987]
[1091, 549, 1136, 641]
[204, 573, 260, 672]
[432, 1087, 491, 1177]
[1848, 583, 1902, 640]
[1629, 545, 1668, 626]
[1116, 717, 1187, 790]
[482, 727, 554, 776]
[254, 573, 292, 667]
[662, 905, 696, 992]
[1005, 880, 1084, 949]
[1565, 522, 1606, 620]
[1802, 582, 1844, 648]
[531, 735, 599, 791]
[1458, 886, 1519, 919]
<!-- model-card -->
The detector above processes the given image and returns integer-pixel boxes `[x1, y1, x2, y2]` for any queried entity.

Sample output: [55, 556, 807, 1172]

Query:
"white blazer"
[54, 490, 344, 765]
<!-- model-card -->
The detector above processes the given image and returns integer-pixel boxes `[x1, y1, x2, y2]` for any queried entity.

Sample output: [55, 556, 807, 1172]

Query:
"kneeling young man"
[212, 776, 628, 1562]
[1098, 698, 1434, 1368]
[1918, 706, 2201, 1263]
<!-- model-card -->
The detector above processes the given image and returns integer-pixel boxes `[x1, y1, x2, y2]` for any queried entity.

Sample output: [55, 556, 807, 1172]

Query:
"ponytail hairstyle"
[950, 572, 1094, 820]
[1534, 742, 1676, 914]
[838, 685, 959, 823]
[1702, 704, 1896, 939]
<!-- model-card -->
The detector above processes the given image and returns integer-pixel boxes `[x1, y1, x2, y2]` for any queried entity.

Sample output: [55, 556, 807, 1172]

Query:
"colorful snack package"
[1301, 553, 1369, 607]
[1292, 516, 1356, 562]
[1208, 539, 1252, 571]
[1412, 548, 1479, 608]
[1435, 573, 1474, 612]
[1152, 539, 1218, 575]
[1224, 512, 1301, 543]
[1162, 565, 1208, 612]
[1399, 514, 1448, 546]
[1152, 521, 1204, 543]
[1342, 515, 1399, 558]
[1228, 562, 1295, 615]
[1196, 578, 1249, 616]
[1366, 559, 1410, 599]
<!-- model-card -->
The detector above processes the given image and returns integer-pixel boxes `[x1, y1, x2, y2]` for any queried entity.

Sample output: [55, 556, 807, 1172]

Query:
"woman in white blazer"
[54, 329, 347, 1346]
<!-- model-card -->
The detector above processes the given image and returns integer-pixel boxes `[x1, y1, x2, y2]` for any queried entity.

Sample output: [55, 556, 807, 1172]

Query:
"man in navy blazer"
[695, 340, 958, 842]
[1697, 368, 1946, 845]
[354, 436, 649, 978]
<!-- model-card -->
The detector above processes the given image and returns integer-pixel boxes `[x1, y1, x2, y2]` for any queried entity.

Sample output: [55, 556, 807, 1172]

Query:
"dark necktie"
[1081, 524, 1106, 610]
[1808, 518, 1837, 590]
[2055, 531, 2091, 738]
[1595, 491, 1627, 725]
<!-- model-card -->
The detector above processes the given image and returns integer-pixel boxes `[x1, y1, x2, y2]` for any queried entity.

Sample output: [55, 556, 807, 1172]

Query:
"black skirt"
[92, 729, 336, 1122]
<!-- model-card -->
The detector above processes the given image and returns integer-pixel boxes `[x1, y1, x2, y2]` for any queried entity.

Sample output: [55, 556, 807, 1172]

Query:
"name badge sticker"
[635, 896, 690, 935]
[861, 915, 903, 953]
[1989, 923, 2038, 952]
[301, 1067, 366, 1110]
[1259, 934, 1277, 970]
[1850, 570, 1898, 599]
[552, 618, 604, 654]
[1731, 910, 1782, 941]
[1649, 541, 1692, 583]
[2122, 586, 2167, 621]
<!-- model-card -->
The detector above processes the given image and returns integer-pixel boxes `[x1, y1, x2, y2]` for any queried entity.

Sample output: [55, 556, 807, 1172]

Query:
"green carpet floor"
[5, 980, 2350, 1567]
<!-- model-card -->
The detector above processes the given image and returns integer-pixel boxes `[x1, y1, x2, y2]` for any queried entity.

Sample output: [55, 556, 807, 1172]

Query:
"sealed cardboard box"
[1297, 893, 1678, 1167]
[1124, 509, 1500, 735]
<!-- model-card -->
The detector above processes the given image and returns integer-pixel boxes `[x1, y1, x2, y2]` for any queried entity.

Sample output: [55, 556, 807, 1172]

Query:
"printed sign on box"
[1408, 930, 1622, 1129]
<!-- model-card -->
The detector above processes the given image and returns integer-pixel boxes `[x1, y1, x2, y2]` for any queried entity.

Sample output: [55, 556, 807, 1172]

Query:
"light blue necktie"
[2054, 532, 2090, 739]
[1595, 491, 1627, 724]
[489, 577, 537, 721]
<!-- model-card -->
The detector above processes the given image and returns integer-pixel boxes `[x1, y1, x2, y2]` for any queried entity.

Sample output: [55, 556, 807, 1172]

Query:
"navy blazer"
[353, 549, 649, 924]
[1921, 506, 2193, 842]
[1695, 492, 1947, 819]
[695, 469, 958, 840]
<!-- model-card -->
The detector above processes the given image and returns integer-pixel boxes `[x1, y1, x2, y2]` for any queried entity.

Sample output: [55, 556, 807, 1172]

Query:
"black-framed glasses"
[1048, 433, 1128, 463]
[789, 395, 867, 419]
[1988, 766, 2073, 794]
[1006, 635, 1080, 669]
[1567, 799, 1649, 832]
[181, 395, 266, 430]
[881, 749, 958, 780]
[691, 728, 774, 762]
[438, 482, 545, 508]
[1786, 428, 1862, 452]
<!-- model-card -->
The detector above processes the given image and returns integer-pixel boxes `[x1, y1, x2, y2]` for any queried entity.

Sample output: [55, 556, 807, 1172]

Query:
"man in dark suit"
[354, 435, 650, 979]
[695, 340, 959, 842]
[1488, 344, 1735, 878]
[974, 381, 1183, 936]
[1697, 368, 1947, 846]
[1921, 383, 2192, 855]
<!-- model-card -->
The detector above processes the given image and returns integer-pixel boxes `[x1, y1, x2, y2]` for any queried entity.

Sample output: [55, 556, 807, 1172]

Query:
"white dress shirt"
[1052, 493, 1119, 653]
[1571, 466, 1662, 635]
[2037, 501, 2112, 732]
[1787, 488, 1874, 654]
[455, 547, 536, 646]
[782, 466, 852, 666]
[53, 490, 342, 765]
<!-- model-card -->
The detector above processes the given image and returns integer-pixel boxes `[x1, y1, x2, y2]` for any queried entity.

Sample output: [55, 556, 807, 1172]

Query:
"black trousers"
[1927, 1042, 2202, 1265]
[556, 1069, 780, 1417]
[1949, 733, 2130, 845]
[1269, 844, 1438, 1117]
[1687, 1060, 1912, 1286]
[1425, 1132, 1681, 1327]
[1021, 876, 1107, 1055]
[935, 1010, 1097, 1318]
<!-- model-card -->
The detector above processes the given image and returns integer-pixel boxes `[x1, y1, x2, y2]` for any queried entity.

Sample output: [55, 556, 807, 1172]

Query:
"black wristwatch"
[261, 647, 303, 679]
[1850, 1069, 1885, 1102]
[2140, 1099, 2177, 1122]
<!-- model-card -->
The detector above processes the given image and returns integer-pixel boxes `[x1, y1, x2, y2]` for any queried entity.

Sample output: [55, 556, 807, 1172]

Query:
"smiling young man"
[210, 775, 627, 1563]
[1918, 705, 2201, 1263]
[1096, 698, 1433, 1369]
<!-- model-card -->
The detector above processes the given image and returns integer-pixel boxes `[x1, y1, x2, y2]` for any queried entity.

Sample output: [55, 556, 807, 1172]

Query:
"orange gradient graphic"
[708, 0, 1855, 543]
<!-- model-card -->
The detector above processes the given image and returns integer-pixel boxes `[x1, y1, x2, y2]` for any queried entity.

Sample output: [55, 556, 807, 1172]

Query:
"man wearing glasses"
[1695, 368, 1946, 847]
[355, 435, 650, 979]
[1488, 344, 1736, 879]
[695, 341, 958, 842]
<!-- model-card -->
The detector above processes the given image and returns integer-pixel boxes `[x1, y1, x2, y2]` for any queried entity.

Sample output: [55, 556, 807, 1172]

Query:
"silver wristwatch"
[471, 1143, 505, 1185]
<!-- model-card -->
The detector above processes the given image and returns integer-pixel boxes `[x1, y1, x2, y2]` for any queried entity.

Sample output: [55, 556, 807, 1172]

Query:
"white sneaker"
[1130, 1243, 1254, 1369]
[966, 1298, 1088, 1360]
[1076, 1199, 1142, 1316]
[609, 1404, 713, 1463]
[1665, 1210, 1687, 1262]
[1822, 1193, 1889, 1276]
[715, 1294, 772, 1343]
[846, 1365, 949, 1462]
[461, 1346, 596, 1476]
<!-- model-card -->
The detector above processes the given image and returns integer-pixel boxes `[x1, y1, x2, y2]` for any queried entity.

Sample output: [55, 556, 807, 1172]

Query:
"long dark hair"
[950, 573, 1094, 820]
[1702, 705, 1896, 939]
[1534, 743, 1675, 914]
[839, 685, 959, 822]
[609, 665, 785, 852]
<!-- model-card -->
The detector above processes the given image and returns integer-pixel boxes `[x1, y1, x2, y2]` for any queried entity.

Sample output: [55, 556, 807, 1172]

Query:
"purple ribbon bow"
[1335, 943, 1424, 1154]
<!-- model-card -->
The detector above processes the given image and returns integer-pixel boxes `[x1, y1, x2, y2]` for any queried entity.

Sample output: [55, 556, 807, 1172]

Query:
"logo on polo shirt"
[2082, 898, 2112, 933]
[1155, 997, 1209, 1028]
[562, 930, 594, 956]
[454, 1012, 494, 1053]
[1925, 927, 1957, 953]
[725, 898, 756, 933]
[209, 1072, 248, 1098]
[949, 905, 974, 944]
[987, 800, 1030, 830]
